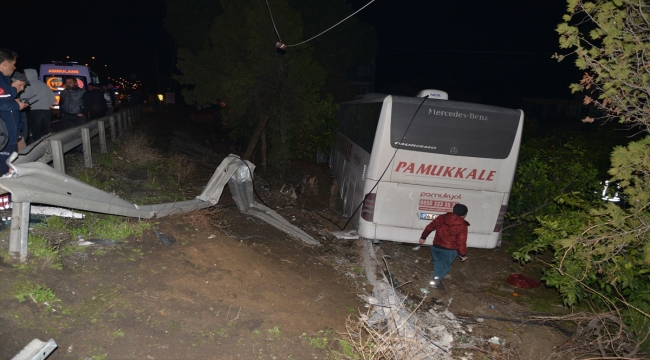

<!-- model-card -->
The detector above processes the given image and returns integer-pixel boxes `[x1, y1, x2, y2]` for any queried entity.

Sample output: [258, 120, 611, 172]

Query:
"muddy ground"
[0, 106, 572, 359]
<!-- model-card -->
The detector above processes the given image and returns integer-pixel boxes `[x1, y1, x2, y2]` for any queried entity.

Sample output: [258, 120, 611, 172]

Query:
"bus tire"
[371, 239, 381, 245]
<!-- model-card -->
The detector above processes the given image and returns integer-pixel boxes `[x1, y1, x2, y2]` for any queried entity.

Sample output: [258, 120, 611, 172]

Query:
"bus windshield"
[390, 97, 521, 159]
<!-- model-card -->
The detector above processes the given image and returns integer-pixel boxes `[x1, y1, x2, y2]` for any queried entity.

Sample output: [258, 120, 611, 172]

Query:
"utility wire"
[265, 0, 376, 48]
[265, 0, 282, 42]
[379, 47, 552, 55]
[286, 0, 376, 48]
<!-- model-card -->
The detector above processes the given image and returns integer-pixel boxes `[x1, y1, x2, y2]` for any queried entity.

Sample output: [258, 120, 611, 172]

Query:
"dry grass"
[538, 313, 647, 360]
[182, 207, 226, 230]
[169, 154, 197, 185]
[333, 298, 448, 360]
[116, 131, 160, 164]
[464, 344, 529, 360]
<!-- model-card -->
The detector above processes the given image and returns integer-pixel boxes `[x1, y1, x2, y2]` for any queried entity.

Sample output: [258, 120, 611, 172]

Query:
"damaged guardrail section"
[0, 154, 319, 261]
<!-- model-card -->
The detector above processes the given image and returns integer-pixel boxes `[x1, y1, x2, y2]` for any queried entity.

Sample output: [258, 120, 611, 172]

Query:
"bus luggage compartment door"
[372, 182, 505, 245]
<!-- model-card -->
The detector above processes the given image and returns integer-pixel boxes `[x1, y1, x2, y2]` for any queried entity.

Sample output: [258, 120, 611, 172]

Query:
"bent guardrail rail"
[0, 154, 320, 261]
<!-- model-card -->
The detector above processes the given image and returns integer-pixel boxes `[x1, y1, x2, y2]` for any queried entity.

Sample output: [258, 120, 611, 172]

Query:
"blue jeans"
[431, 246, 458, 281]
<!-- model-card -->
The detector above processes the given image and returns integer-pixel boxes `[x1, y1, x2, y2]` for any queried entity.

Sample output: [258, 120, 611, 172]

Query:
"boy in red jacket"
[418, 203, 469, 290]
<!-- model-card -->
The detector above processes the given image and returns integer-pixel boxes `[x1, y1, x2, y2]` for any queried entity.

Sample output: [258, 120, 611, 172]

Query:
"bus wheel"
[371, 239, 381, 245]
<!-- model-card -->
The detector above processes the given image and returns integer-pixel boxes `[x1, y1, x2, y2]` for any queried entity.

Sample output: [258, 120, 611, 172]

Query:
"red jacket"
[420, 212, 469, 256]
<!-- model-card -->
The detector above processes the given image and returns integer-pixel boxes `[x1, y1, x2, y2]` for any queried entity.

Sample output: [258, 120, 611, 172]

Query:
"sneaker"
[429, 277, 445, 290]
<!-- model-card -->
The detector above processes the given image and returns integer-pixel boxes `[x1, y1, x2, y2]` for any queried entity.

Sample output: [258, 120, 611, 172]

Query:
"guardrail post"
[51, 140, 65, 173]
[9, 202, 30, 261]
[117, 114, 123, 137]
[81, 128, 92, 168]
[109, 116, 116, 141]
[98, 120, 107, 154]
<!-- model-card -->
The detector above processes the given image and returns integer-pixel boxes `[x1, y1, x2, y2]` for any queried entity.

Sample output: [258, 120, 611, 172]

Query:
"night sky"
[7, 0, 576, 105]
[350, 0, 578, 106]
[5, 0, 173, 90]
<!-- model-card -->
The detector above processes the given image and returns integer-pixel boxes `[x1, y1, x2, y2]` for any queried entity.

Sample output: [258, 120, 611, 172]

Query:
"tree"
[557, 0, 650, 131]
[513, 0, 650, 343]
[174, 0, 338, 169]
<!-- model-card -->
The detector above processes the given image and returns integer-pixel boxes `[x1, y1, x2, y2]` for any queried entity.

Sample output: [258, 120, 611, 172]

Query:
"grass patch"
[72, 286, 128, 326]
[75, 166, 115, 191]
[45, 214, 150, 242]
[302, 329, 332, 349]
[88, 216, 151, 240]
[27, 233, 63, 270]
[267, 325, 281, 338]
[115, 131, 160, 164]
[89, 349, 107, 360]
[13, 282, 61, 310]
[17, 213, 151, 271]
[66, 131, 197, 205]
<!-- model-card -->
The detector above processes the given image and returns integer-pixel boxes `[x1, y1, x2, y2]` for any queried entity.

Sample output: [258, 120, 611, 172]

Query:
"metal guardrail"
[14, 105, 157, 170]
[0, 109, 320, 261]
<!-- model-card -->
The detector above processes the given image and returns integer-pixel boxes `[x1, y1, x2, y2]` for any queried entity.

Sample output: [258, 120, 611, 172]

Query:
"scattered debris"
[154, 230, 177, 246]
[488, 336, 504, 348]
[75, 236, 124, 247]
[331, 230, 359, 240]
[76, 235, 94, 246]
[279, 184, 297, 199]
[0, 192, 84, 219]
[360, 240, 456, 358]
[86, 239, 124, 246]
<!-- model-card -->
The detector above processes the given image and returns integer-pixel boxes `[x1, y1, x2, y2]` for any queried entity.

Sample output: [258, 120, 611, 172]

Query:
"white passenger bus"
[330, 90, 524, 248]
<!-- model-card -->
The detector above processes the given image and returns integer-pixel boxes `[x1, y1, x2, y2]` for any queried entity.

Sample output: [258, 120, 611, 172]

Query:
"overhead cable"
[266, 0, 376, 50]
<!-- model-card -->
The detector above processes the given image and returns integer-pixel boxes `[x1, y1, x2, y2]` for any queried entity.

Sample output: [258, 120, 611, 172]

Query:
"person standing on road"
[418, 203, 470, 290]
[0, 67, 29, 174]
[59, 76, 87, 128]
[10, 72, 28, 151]
[85, 83, 107, 120]
[21, 69, 55, 143]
